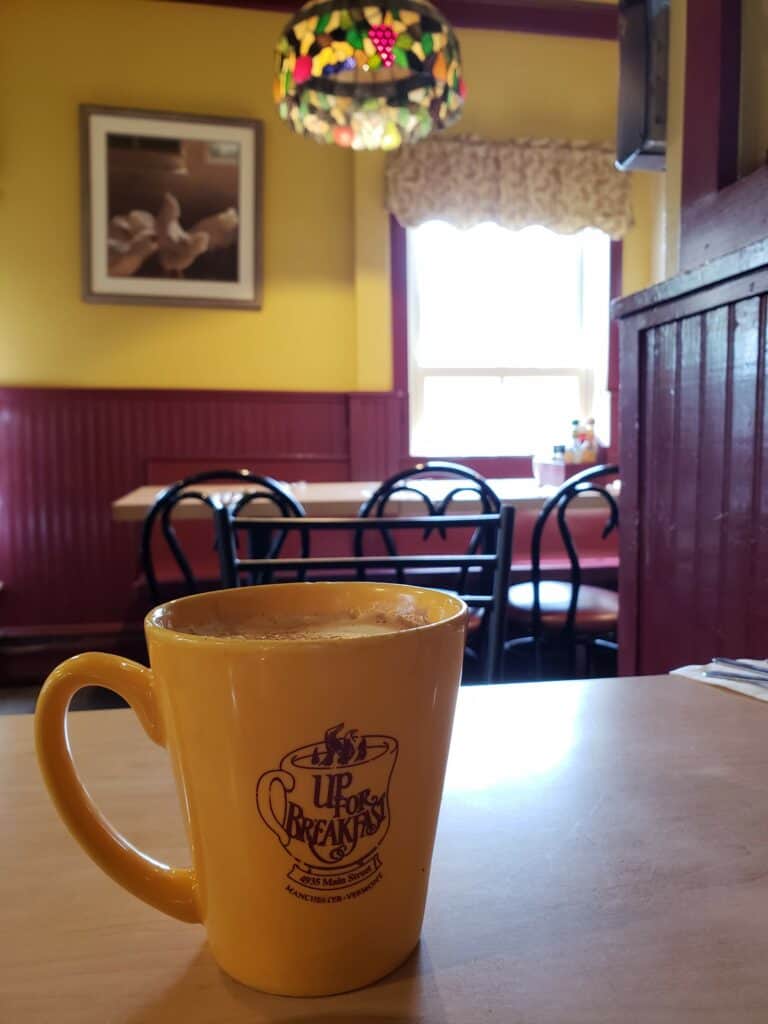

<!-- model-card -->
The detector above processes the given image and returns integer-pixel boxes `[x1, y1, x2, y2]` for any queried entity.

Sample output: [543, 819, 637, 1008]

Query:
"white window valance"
[386, 136, 633, 239]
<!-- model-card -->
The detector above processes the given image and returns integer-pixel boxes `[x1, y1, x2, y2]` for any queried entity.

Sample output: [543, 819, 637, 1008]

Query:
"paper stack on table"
[671, 659, 768, 702]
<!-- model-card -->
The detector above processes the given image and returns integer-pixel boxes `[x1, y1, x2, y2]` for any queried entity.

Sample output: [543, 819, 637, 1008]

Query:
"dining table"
[3, 673, 768, 1022]
[111, 476, 620, 521]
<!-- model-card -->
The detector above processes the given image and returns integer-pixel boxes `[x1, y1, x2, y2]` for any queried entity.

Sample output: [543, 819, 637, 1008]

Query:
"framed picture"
[80, 105, 263, 309]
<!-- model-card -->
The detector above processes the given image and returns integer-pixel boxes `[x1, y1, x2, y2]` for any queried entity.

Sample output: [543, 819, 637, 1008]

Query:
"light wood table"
[111, 477, 619, 521]
[4, 675, 767, 1022]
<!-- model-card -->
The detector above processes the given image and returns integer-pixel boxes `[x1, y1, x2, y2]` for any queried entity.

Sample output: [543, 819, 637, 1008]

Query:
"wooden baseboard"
[0, 622, 146, 687]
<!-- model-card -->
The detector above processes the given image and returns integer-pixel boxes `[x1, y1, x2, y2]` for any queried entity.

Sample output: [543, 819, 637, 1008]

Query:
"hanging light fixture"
[274, 0, 465, 151]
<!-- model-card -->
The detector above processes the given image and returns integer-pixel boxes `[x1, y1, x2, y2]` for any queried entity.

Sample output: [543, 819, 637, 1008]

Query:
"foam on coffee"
[178, 608, 429, 641]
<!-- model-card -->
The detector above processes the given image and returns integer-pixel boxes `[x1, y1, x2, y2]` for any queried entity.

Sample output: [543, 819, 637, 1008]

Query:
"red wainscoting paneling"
[0, 383, 544, 642]
[348, 392, 408, 480]
[0, 386, 410, 635]
[0, 384, 617, 683]
[614, 239, 768, 675]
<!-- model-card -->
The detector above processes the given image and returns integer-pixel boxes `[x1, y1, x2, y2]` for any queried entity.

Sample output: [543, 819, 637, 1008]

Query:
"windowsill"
[410, 453, 536, 460]
[405, 453, 536, 479]
[406, 452, 617, 479]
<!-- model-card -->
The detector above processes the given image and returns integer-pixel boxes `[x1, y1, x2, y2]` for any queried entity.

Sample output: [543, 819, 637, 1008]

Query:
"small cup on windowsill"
[533, 447, 609, 487]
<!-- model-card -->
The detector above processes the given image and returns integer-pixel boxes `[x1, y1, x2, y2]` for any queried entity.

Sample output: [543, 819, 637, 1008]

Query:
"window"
[407, 222, 612, 457]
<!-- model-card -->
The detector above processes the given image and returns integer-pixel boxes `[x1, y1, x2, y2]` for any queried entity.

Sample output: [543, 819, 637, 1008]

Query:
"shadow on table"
[0, 683, 128, 715]
[125, 943, 446, 1024]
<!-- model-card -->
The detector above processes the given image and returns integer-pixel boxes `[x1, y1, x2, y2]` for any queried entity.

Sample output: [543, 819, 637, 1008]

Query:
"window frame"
[396, 219, 620, 463]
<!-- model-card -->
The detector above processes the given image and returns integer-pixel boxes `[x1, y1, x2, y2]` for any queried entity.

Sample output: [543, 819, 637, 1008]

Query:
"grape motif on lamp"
[274, 0, 465, 150]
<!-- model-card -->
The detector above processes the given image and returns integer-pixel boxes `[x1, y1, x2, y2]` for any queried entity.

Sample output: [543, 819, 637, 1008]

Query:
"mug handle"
[256, 769, 295, 848]
[35, 652, 200, 924]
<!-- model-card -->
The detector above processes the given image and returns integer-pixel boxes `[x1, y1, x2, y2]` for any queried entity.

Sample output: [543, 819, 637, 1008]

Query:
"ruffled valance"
[386, 136, 633, 239]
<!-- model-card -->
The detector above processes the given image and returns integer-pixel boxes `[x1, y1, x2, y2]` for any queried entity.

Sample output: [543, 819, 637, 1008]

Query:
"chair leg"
[533, 636, 543, 681]
[566, 633, 577, 678]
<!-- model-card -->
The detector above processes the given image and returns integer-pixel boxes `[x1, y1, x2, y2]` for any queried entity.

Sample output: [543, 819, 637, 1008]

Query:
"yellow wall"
[1, 0, 661, 392]
[662, 0, 687, 277]
[740, 0, 768, 178]
[0, 0, 356, 391]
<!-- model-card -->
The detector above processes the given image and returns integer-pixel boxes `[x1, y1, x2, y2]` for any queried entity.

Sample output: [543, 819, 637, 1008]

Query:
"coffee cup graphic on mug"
[257, 722, 398, 897]
[34, 582, 467, 996]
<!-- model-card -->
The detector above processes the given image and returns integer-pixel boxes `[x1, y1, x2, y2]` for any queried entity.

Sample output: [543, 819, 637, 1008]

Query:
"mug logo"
[257, 723, 398, 903]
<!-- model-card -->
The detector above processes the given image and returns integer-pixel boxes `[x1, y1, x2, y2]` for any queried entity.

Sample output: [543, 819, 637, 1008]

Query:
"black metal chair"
[358, 461, 501, 519]
[506, 463, 619, 679]
[356, 462, 502, 652]
[213, 506, 515, 682]
[140, 469, 305, 604]
[356, 461, 504, 670]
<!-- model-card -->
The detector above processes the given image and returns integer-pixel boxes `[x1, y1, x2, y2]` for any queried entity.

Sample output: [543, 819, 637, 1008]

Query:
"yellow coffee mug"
[35, 582, 467, 996]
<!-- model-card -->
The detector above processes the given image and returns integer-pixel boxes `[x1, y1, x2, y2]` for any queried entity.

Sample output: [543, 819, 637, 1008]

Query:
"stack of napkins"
[671, 659, 768, 702]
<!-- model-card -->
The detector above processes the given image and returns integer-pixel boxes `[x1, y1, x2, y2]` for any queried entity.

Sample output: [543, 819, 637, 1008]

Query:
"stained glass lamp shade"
[274, 0, 465, 150]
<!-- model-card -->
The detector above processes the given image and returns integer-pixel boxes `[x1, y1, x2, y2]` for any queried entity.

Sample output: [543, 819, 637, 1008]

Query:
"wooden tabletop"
[111, 477, 618, 522]
[4, 675, 768, 1022]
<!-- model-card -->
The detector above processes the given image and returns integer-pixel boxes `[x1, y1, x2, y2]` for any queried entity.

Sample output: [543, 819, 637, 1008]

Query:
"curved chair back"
[359, 460, 501, 517]
[356, 461, 501, 588]
[140, 469, 305, 603]
[529, 463, 619, 639]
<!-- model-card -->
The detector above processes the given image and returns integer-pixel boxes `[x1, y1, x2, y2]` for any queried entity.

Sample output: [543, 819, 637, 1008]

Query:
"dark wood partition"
[614, 239, 768, 675]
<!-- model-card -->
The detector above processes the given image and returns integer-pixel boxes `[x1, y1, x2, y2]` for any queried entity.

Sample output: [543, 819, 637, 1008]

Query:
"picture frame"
[80, 105, 263, 309]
